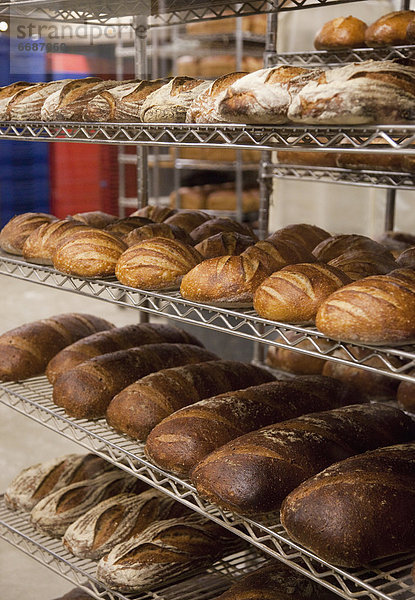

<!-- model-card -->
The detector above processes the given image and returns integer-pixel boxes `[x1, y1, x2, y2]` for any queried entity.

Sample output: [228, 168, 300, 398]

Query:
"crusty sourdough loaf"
[195, 231, 254, 259]
[314, 16, 367, 50]
[192, 403, 415, 515]
[327, 249, 397, 280]
[164, 210, 211, 232]
[267, 223, 331, 252]
[104, 217, 153, 238]
[397, 246, 415, 269]
[253, 262, 351, 324]
[242, 239, 316, 275]
[0, 212, 57, 255]
[265, 332, 330, 375]
[190, 218, 256, 245]
[365, 10, 415, 46]
[0, 313, 113, 382]
[41, 78, 118, 121]
[140, 76, 210, 122]
[70, 210, 118, 229]
[186, 72, 248, 123]
[22, 219, 92, 265]
[4, 453, 114, 512]
[53, 229, 127, 277]
[125, 223, 192, 247]
[46, 322, 203, 384]
[115, 238, 202, 291]
[313, 234, 394, 262]
[322, 358, 399, 401]
[52, 343, 218, 419]
[106, 360, 274, 440]
[281, 442, 415, 567]
[6, 79, 71, 120]
[0, 81, 35, 119]
[131, 205, 177, 222]
[145, 375, 365, 476]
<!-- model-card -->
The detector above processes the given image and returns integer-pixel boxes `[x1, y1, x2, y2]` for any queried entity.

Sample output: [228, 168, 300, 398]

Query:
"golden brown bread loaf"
[407, 17, 415, 43]
[281, 443, 415, 567]
[313, 234, 394, 262]
[115, 238, 202, 291]
[0, 313, 113, 382]
[52, 343, 218, 419]
[265, 332, 331, 375]
[104, 216, 153, 238]
[145, 375, 365, 476]
[70, 210, 117, 228]
[140, 76, 210, 122]
[41, 78, 118, 121]
[322, 359, 399, 401]
[106, 360, 274, 440]
[164, 210, 211, 233]
[190, 217, 256, 244]
[169, 186, 207, 210]
[277, 150, 338, 167]
[130, 205, 176, 222]
[328, 249, 398, 280]
[96, 515, 236, 593]
[397, 246, 415, 269]
[253, 263, 351, 324]
[30, 470, 146, 537]
[314, 16, 367, 49]
[46, 323, 203, 384]
[22, 219, 91, 265]
[195, 231, 254, 259]
[365, 10, 415, 46]
[63, 489, 188, 560]
[180, 254, 271, 307]
[316, 268, 415, 345]
[0, 212, 57, 255]
[125, 223, 193, 247]
[0, 81, 35, 119]
[4, 453, 114, 512]
[186, 72, 248, 123]
[206, 188, 260, 213]
[242, 239, 316, 275]
[192, 403, 415, 515]
[6, 80, 71, 121]
[397, 375, 415, 412]
[267, 223, 331, 252]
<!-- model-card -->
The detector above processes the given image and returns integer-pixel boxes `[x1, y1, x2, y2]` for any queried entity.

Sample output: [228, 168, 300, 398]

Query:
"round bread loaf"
[242, 239, 316, 275]
[115, 238, 202, 291]
[328, 249, 397, 280]
[267, 223, 331, 252]
[22, 219, 91, 265]
[365, 10, 415, 46]
[190, 217, 256, 244]
[71, 210, 117, 229]
[396, 246, 415, 269]
[164, 210, 211, 233]
[195, 231, 254, 259]
[125, 223, 192, 247]
[314, 234, 396, 262]
[314, 16, 367, 50]
[254, 262, 351, 324]
[104, 217, 153, 238]
[53, 230, 127, 277]
[0, 212, 57, 255]
[130, 206, 177, 222]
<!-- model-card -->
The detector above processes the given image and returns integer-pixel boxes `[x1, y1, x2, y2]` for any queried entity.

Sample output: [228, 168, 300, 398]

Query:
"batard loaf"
[267, 223, 331, 252]
[265, 332, 331, 375]
[52, 343, 218, 419]
[242, 240, 316, 275]
[195, 231, 254, 259]
[5, 453, 114, 512]
[6, 79, 71, 120]
[131, 205, 177, 222]
[22, 219, 92, 265]
[186, 72, 248, 123]
[281, 442, 415, 567]
[0, 81, 35, 119]
[327, 249, 398, 280]
[145, 375, 366, 476]
[125, 223, 192, 247]
[192, 403, 415, 515]
[164, 210, 211, 232]
[314, 16, 367, 50]
[397, 246, 415, 269]
[0, 312, 113, 382]
[313, 234, 395, 262]
[322, 358, 399, 401]
[70, 210, 118, 229]
[41, 78, 118, 121]
[104, 216, 153, 238]
[46, 322, 203, 384]
[140, 76, 210, 122]
[106, 360, 274, 440]
[190, 217, 256, 244]
[365, 10, 415, 46]
[115, 238, 202, 291]
[0, 212, 57, 255]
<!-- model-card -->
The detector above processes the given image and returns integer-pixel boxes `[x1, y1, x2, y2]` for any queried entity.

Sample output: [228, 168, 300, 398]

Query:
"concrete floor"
[0, 275, 255, 599]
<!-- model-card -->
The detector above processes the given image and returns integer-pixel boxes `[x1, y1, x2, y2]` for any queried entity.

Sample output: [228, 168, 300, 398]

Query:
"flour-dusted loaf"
[218, 66, 322, 124]
[22, 219, 92, 265]
[192, 403, 415, 515]
[145, 375, 365, 476]
[242, 239, 316, 275]
[164, 210, 211, 232]
[328, 249, 397, 280]
[5, 453, 114, 512]
[365, 10, 415, 46]
[115, 238, 202, 291]
[288, 60, 415, 124]
[6, 79, 71, 120]
[140, 76, 210, 122]
[0, 81, 35, 119]
[316, 268, 415, 345]
[190, 217, 256, 245]
[314, 16, 367, 49]
[313, 234, 394, 262]
[53, 343, 218, 419]
[131, 205, 177, 222]
[70, 210, 118, 229]
[125, 223, 192, 247]
[0, 212, 57, 255]
[253, 263, 351, 324]
[96, 515, 236, 593]
[46, 323, 203, 384]
[267, 223, 331, 252]
[41, 78, 118, 121]
[30, 470, 146, 537]
[0, 312, 113, 382]
[106, 360, 274, 440]
[186, 72, 247, 123]
[195, 231, 254, 259]
[63, 489, 188, 560]
[53, 229, 127, 277]
[281, 442, 415, 567]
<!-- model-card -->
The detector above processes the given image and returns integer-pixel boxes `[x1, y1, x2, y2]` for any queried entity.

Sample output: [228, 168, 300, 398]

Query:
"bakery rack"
[1, 375, 414, 600]
[266, 45, 415, 67]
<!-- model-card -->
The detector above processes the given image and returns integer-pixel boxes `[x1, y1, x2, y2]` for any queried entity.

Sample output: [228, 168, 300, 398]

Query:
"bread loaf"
[328, 249, 397, 280]
[96, 515, 236, 593]
[140, 77, 210, 122]
[186, 72, 248, 123]
[277, 150, 338, 168]
[378, 230, 415, 257]
[281, 442, 415, 567]
[195, 232, 254, 259]
[365, 11, 415, 46]
[63, 489, 188, 560]
[115, 238, 202, 291]
[46, 323, 203, 384]
[104, 216, 153, 238]
[316, 268, 415, 345]
[70, 210, 117, 229]
[169, 185, 207, 210]
[6, 79, 71, 120]
[288, 60, 415, 124]
[5, 453, 114, 511]
[206, 188, 260, 213]
[41, 78, 118, 121]
[180, 255, 270, 307]
[314, 16, 367, 50]
[407, 17, 415, 43]
[313, 234, 394, 262]
[322, 359, 399, 401]
[22, 219, 92, 265]
[0, 81, 35, 119]
[125, 223, 192, 247]
[131, 205, 176, 222]
[190, 217, 256, 244]
[145, 375, 365, 476]
[267, 223, 331, 252]
[242, 240, 316, 275]
[164, 210, 211, 232]
[53, 230, 127, 277]
[266, 332, 330, 375]
[253, 263, 351, 324]
[0, 212, 57, 255]
[52, 343, 218, 419]
[0, 313, 113, 382]
[106, 360, 274, 440]
[397, 376, 415, 412]
[30, 470, 146, 537]
[397, 246, 415, 269]
[192, 403, 415, 515]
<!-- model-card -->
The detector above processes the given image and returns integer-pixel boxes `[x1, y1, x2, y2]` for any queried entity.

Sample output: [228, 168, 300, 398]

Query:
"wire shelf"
[0, 496, 265, 600]
[0, 252, 414, 383]
[266, 45, 415, 67]
[175, 158, 259, 171]
[1, 378, 415, 600]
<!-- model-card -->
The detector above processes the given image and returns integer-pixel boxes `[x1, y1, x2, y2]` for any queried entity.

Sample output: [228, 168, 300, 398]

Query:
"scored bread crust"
[140, 77, 210, 122]
[186, 71, 248, 123]
[22, 220, 92, 265]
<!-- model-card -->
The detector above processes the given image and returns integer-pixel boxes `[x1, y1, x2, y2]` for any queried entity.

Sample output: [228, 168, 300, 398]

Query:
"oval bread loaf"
[190, 217, 256, 244]
[314, 16, 367, 50]
[242, 239, 316, 274]
[0, 212, 57, 255]
[70, 210, 117, 228]
[365, 10, 415, 46]
[322, 359, 399, 400]
[328, 249, 397, 280]
[195, 231, 254, 259]
[22, 219, 92, 265]
[132, 205, 177, 223]
[104, 217, 153, 238]
[313, 234, 394, 262]
[268, 223, 331, 252]
[125, 223, 192, 247]
[397, 246, 415, 269]
[265, 332, 330, 375]
[164, 210, 211, 232]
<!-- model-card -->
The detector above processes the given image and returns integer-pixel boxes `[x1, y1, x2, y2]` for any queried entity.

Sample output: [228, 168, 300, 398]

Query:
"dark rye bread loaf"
[192, 403, 415, 515]
[63, 489, 189, 560]
[145, 375, 365, 476]
[4, 453, 114, 512]
[106, 360, 273, 440]
[281, 443, 415, 567]
[53, 343, 218, 419]
[46, 323, 203, 384]
[0, 313, 114, 382]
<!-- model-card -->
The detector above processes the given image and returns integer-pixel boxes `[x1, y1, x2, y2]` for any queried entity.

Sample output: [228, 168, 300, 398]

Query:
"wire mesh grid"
[266, 45, 415, 67]
[1, 376, 415, 600]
